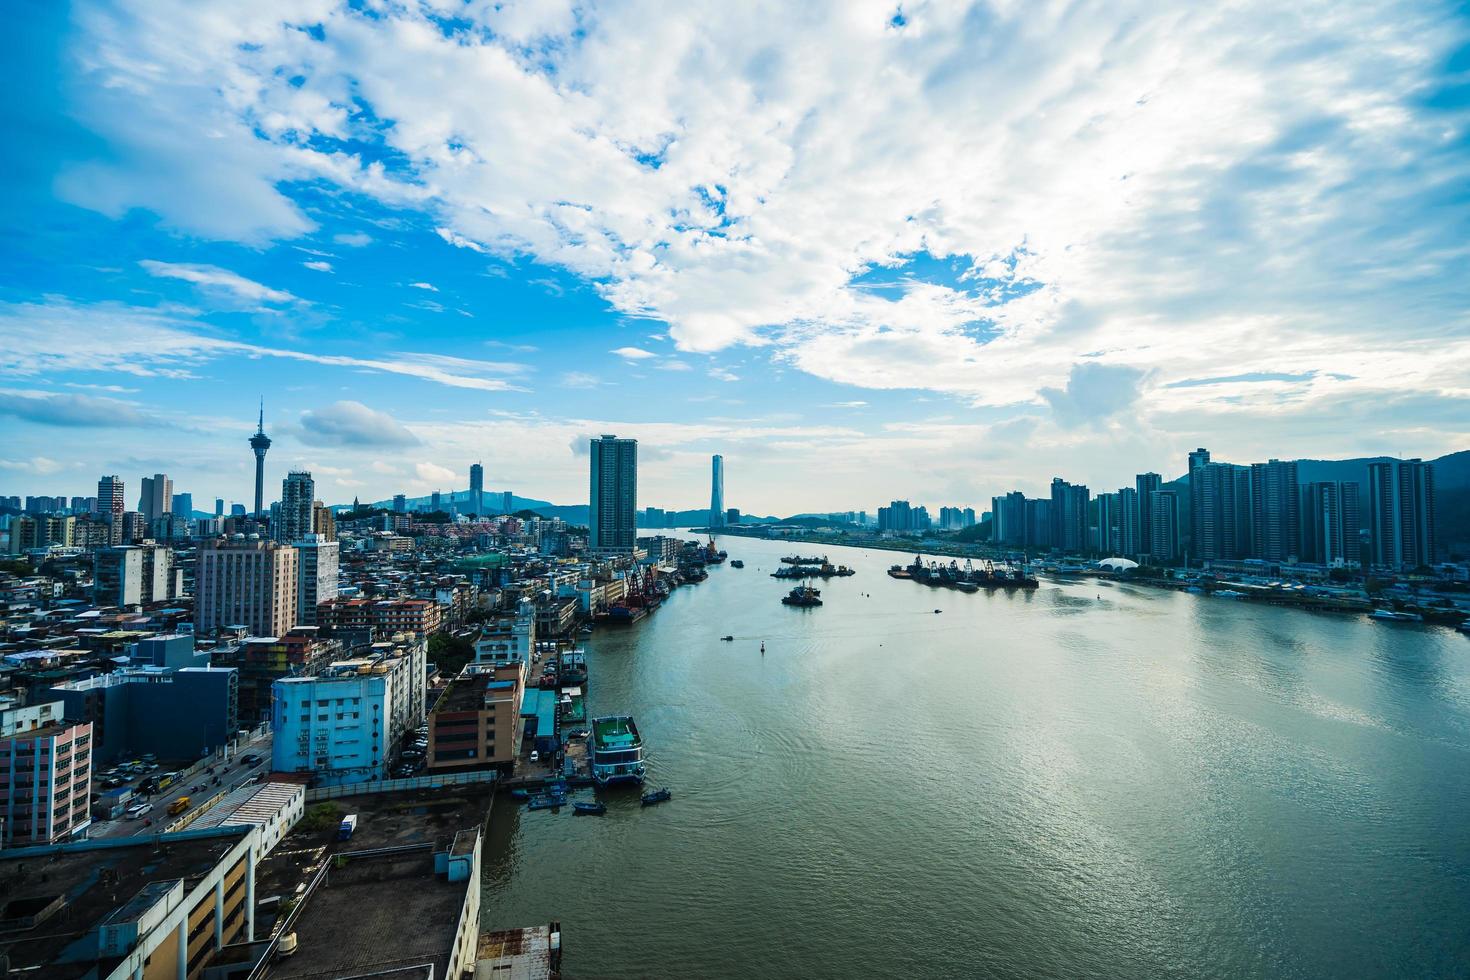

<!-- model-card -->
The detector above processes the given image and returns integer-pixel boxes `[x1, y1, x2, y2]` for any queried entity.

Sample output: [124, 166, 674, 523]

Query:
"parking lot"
[391, 723, 430, 779]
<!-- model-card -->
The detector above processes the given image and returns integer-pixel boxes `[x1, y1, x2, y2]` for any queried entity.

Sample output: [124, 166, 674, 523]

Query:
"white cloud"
[303, 260, 333, 272]
[409, 282, 438, 291]
[298, 400, 419, 447]
[414, 461, 457, 485]
[611, 347, 658, 360]
[139, 260, 296, 304]
[334, 232, 373, 246]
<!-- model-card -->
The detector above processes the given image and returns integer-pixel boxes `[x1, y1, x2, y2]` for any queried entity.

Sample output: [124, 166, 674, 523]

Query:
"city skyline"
[2, 3, 1467, 512]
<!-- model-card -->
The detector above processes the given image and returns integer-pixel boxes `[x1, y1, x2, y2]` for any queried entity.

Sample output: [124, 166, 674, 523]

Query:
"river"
[481, 535, 1470, 979]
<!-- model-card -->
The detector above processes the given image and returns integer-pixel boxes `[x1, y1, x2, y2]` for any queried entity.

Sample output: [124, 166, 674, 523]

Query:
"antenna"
[257, 398, 265, 433]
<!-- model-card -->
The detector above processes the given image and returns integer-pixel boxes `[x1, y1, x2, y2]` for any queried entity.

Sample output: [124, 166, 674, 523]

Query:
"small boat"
[782, 586, 823, 607]
[573, 801, 607, 815]
[527, 794, 566, 811]
[1214, 590, 1246, 599]
[1370, 608, 1423, 623]
[720, 635, 734, 641]
[641, 788, 672, 806]
[730, 560, 744, 568]
[934, 609, 942, 614]
[509, 788, 530, 801]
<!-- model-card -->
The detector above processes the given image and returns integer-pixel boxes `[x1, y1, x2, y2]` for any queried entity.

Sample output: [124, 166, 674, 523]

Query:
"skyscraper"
[294, 534, 340, 626]
[1368, 459, 1435, 570]
[1189, 450, 1249, 562]
[469, 462, 484, 514]
[249, 402, 272, 518]
[710, 455, 725, 527]
[1249, 459, 1300, 562]
[1149, 491, 1180, 562]
[1301, 481, 1361, 566]
[278, 471, 315, 542]
[197, 535, 299, 635]
[1118, 487, 1141, 556]
[393, 493, 407, 513]
[1094, 492, 1120, 554]
[215, 497, 225, 517]
[1049, 477, 1089, 553]
[430, 489, 442, 513]
[170, 491, 192, 519]
[1136, 473, 1161, 555]
[589, 434, 638, 553]
[502, 491, 514, 515]
[97, 475, 125, 545]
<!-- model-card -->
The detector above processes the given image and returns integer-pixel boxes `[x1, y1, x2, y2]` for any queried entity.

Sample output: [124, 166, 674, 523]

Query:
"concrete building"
[0, 712, 92, 846]
[589, 433, 638, 553]
[472, 601, 536, 667]
[470, 461, 484, 515]
[709, 454, 725, 527]
[211, 629, 341, 723]
[8, 514, 74, 553]
[275, 470, 314, 543]
[1301, 481, 1361, 566]
[317, 596, 442, 638]
[1049, 478, 1090, 553]
[1149, 490, 1180, 562]
[1136, 472, 1162, 556]
[427, 662, 526, 771]
[310, 500, 335, 540]
[139, 473, 173, 523]
[0, 824, 259, 980]
[293, 534, 339, 626]
[270, 635, 427, 786]
[94, 543, 173, 606]
[1249, 459, 1300, 562]
[1369, 458, 1436, 570]
[196, 534, 299, 636]
[1, 698, 65, 737]
[1118, 487, 1141, 556]
[98, 474, 126, 544]
[1094, 492, 1120, 554]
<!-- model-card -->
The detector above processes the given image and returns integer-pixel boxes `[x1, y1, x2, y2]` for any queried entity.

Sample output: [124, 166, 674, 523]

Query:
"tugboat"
[573, 801, 607, 815]
[590, 715, 647, 786]
[782, 586, 823, 607]
[641, 788, 672, 806]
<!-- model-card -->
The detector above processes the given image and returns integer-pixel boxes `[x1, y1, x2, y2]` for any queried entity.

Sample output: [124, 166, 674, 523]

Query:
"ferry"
[590, 715, 646, 786]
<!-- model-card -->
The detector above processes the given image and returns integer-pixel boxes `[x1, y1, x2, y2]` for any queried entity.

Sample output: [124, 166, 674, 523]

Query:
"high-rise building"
[709, 455, 725, 527]
[726, 507, 741, 525]
[278, 471, 315, 542]
[1301, 481, 1361, 566]
[877, 500, 916, 532]
[991, 492, 1027, 547]
[294, 534, 340, 626]
[1136, 473, 1161, 555]
[1094, 492, 1120, 554]
[1050, 478, 1089, 553]
[312, 501, 336, 541]
[97, 474, 125, 544]
[589, 434, 638, 553]
[215, 497, 225, 517]
[1249, 459, 1300, 562]
[393, 493, 407, 513]
[171, 491, 193, 517]
[196, 534, 299, 635]
[502, 490, 514, 515]
[94, 544, 172, 606]
[249, 401, 272, 517]
[1189, 451, 1250, 562]
[1118, 487, 1141, 556]
[430, 489, 443, 513]
[0, 708, 92, 846]
[1368, 459, 1435, 570]
[1149, 491, 1180, 562]
[470, 462, 484, 514]
[8, 515, 74, 553]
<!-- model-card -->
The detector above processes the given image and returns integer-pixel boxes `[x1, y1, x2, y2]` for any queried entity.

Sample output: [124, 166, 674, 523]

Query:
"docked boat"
[1214, 590, 1246, 599]
[573, 801, 607, 815]
[509, 788, 530, 801]
[527, 794, 566, 811]
[590, 715, 647, 786]
[781, 586, 823, 607]
[1370, 608, 1423, 623]
[641, 788, 672, 806]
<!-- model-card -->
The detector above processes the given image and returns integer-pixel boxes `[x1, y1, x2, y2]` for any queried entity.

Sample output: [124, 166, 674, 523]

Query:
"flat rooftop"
[0, 826, 252, 980]
[476, 924, 562, 980]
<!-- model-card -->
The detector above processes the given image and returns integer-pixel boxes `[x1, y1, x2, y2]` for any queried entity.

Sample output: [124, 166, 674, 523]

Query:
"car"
[529, 750, 540, 763]
[126, 802, 153, 819]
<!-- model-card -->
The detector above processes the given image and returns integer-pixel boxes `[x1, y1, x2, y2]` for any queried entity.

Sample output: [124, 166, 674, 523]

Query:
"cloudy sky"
[2, 0, 1467, 515]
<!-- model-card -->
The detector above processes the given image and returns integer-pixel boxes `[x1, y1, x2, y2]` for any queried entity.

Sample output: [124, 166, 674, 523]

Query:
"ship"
[730, 559, 744, 568]
[780, 555, 826, 565]
[590, 715, 647, 786]
[781, 585, 823, 607]
[772, 559, 856, 580]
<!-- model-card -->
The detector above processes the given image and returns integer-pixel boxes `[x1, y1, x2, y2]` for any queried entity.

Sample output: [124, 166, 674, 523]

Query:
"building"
[1118, 487, 1141, 556]
[393, 493, 407, 513]
[502, 490, 514, 515]
[215, 497, 225, 517]
[171, 492, 193, 517]
[0, 822, 260, 980]
[1136, 473, 1162, 555]
[276, 470, 314, 542]
[42, 663, 238, 766]
[9, 514, 74, 553]
[1149, 490, 1180, 562]
[1189, 451, 1250, 562]
[0, 709, 92, 846]
[293, 534, 339, 626]
[1301, 481, 1361, 566]
[470, 462, 484, 514]
[212, 630, 342, 723]
[250, 402, 272, 517]
[427, 662, 526, 771]
[270, 635, 427, 786]
[726, 507, 741, 525]
[1249, 459, 1300, 562]
[1050, 478, 1090, 553]
[196, 534, 299, 636]
[95, 545, 146, 606]
[317, 597, 443, 638]
[1369, 459, 1436, 570]
[98, 474, 126, 544]
[878, 499, 918, 533]
[139, 473, 173, 523]
[1094, 492, 1120, 554]
[1, 699, 65, 737]
[709, 454, 725, 527]
[589, 434, 638, 553]
[311, 501, 335, 540]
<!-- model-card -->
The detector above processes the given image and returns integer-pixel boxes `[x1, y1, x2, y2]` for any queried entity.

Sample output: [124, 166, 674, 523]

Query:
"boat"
[1370, 608, 1423, 623]
[573, 801, 607, 815]
[1214, 590, 1246, 599]
[720, 635, 734, 641]
[590, 715, 647, 786]
[730, 559, 744, 568]
[509, 788, 530, 801]
[780, 555, 825, 565]
[641, 788, 672, 806]
[781, 586, 823, 607]
[527, 794, 566, 811]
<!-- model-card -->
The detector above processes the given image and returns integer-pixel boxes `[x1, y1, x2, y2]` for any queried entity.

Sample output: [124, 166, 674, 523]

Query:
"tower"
[470, 462, 484, 515]
[589, 434, 638, 553]
[249, 401, 272, 518]
[710, 454, 725, 527]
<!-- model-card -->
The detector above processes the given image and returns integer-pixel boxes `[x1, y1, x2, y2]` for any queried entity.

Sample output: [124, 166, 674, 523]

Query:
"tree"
[428, 632, 475, 676]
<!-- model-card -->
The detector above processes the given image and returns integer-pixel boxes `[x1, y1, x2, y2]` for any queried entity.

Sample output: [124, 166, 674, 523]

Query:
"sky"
[1, 0, 1468, 515]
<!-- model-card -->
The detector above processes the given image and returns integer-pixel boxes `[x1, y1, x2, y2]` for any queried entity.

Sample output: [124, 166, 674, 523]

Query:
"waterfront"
[482, 535, 1470, 979]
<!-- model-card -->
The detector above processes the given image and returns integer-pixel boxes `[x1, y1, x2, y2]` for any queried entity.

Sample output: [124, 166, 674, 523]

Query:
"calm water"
[482, 536, 1470, 979]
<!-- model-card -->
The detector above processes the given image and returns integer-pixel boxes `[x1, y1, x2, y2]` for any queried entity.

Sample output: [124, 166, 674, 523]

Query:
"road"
[89, 732, 275, 838]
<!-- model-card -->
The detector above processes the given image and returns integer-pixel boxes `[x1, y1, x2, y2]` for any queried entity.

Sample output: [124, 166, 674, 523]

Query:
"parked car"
[529, 750, 540, 763]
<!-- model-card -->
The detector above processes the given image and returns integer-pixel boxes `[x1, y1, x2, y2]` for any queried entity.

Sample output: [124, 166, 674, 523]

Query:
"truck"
[93, 785, 135, 820]
[167, 796, 191, 816]
[338, 814, 358, 840]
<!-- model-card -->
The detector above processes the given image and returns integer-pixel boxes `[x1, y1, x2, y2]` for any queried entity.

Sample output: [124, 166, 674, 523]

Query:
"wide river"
[482, 535, 1470, 979]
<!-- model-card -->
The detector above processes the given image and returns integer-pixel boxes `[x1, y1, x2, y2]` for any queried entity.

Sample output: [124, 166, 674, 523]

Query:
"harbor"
[482, 533, 1470, 979]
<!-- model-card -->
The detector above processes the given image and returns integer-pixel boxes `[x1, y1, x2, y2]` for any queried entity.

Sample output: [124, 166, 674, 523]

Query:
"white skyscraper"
[709, 454, 725, 527]
[589, 434, 638, 553]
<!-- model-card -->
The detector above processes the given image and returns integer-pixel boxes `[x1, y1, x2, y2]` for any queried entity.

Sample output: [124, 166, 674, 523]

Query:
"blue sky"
[1, 0, 1467, 514]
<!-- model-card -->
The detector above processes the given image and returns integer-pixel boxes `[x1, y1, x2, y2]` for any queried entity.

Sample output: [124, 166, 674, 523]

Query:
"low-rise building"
[0, 714, 92, 846]
[427, 663, 525, 771]
[42, 665, 238, 766]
